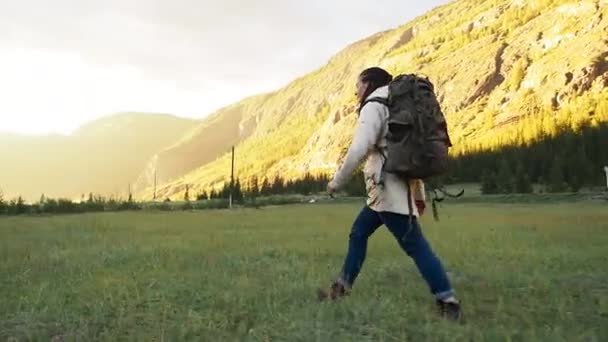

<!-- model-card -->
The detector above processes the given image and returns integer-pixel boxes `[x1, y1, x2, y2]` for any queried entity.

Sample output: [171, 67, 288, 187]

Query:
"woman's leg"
[379, 212, 454, 300]
[339, 206, 384, 286]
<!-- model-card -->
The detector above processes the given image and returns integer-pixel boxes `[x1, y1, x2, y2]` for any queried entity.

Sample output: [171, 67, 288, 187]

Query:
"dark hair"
[359, 67, 393, 108]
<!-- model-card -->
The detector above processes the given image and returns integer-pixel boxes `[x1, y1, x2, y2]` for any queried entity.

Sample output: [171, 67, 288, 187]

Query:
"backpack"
[363, 74, 459, 220]
[363, 73, 452, 180]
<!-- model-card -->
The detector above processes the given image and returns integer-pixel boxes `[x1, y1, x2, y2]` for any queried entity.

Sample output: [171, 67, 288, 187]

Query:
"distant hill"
[0, 113, 197, 201]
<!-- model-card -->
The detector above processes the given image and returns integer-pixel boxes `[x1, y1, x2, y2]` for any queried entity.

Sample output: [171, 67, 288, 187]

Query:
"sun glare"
[0, 47, 234, 135]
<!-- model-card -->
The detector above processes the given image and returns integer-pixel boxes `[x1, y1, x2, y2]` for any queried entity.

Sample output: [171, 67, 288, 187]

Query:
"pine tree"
[0, 189, 6, 215]
[496, 159, 514, 194]
[481, 170, 499, 194]
[260, 178, 271, 196]
[509, 58, 527, 92]
[250, 176, 260, 198]
[197, 190, 208, 201]
[568, 173, 583, 192]
[567, 144, 593, 192]
[566, 156, 582, 192]
[16, 196, 27, 215]
[220, 182, 230, 199]
[184, 184, 190, 202]
[548, 157, 566, 193]
[483, 108, 495, 130]
[234, 179, 244, 203]
[305, 175, 314, 194]
[272, 175, 285, 194]
[284, 179, 294, 194]
[514, 164, 533, 194]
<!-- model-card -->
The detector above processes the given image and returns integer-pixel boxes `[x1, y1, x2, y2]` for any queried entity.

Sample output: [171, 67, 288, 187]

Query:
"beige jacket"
[330, 85, 425, 216]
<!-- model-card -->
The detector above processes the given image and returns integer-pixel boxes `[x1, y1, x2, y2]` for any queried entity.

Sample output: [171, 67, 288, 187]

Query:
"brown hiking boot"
[317, 280, 351, 301]
[436, 299, 463, 322]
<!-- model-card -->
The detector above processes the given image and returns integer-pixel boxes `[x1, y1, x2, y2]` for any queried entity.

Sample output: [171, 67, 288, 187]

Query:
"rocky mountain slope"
[137, 0, 608, 200]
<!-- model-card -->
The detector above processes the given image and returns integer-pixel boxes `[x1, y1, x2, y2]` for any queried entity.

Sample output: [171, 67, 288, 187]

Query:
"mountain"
[136, 0, 608, 200]
[133, 94, 272, 192]
[0, 113, 197, 201]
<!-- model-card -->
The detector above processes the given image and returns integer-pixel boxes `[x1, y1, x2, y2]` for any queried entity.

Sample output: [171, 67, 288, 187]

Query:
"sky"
[0, 0, 449, 135]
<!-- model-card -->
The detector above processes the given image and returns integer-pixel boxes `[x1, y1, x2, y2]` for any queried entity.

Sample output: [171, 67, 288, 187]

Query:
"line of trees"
[194, 172, 366, 203]
[445, 123, 608, 194]
[0, 191, 141, 216]
[0, 172, 366, 216]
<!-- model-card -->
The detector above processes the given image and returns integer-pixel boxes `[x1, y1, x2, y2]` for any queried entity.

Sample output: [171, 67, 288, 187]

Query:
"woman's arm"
[329, 103, 384, 190]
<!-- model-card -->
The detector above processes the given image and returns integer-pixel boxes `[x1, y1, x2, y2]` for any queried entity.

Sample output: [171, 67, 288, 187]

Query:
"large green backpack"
[364, 74, 452, 180]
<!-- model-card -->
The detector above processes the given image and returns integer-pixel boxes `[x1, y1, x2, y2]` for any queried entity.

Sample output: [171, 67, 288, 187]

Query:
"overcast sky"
[0, 0, 449, 135]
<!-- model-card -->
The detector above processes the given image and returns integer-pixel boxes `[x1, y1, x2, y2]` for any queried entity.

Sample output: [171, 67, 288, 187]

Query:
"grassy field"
[1, 201, 607, 341]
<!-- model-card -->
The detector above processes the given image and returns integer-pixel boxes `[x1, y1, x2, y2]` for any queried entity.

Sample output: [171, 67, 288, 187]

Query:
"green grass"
[1, 202, 607, 341]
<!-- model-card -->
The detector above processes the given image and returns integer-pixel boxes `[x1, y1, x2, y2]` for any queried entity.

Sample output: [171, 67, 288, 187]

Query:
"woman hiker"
[320, 67, 461, 321]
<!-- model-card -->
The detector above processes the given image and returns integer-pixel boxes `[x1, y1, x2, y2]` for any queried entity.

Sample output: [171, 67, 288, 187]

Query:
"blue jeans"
[339, 206, 454, 300]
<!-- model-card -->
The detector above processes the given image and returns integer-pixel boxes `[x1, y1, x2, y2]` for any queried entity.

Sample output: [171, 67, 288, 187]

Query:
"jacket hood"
[365, 85, 389, 100]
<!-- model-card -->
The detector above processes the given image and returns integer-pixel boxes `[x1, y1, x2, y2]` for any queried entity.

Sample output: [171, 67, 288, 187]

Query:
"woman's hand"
[415, 200, 426, 216]
[327, 181, 338, 197]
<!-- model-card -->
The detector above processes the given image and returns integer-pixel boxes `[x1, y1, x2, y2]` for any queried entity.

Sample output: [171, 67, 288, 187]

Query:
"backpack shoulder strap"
[358, 96, 390, 184]
[362, 97, 389, 108]
[359, 97, 389, 117]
